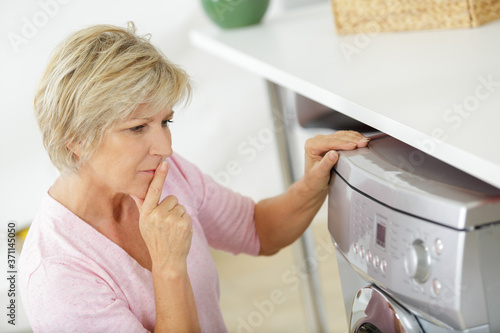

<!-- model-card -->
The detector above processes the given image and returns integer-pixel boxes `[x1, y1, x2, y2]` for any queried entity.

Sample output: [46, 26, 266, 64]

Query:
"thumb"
[316, 150, 339, 175]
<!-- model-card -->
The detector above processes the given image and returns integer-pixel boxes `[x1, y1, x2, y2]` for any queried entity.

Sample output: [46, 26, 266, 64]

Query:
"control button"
[353, 242, 358, 254]
[360, 246, 365, 259]
[381, 259, 387, 273]
[433, 279, 442, 295]
[434, 238, 444, 255]
[373, 255, 380, 268]
[366, 250, 372, 263]
[404, 239, 432, 283]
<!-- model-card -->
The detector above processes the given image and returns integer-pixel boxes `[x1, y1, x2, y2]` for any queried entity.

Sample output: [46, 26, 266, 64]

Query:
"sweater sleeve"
[170, 154, 261, 256]
[25, 257, 150, 333]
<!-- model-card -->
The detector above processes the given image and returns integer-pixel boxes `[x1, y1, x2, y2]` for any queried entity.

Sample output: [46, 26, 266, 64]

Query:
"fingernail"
[329, 150, 338, 160]
[161, 159, 168, 171]
[361, 137, 370, 142]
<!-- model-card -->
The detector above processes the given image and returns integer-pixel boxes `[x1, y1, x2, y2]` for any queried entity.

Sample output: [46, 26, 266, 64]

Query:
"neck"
[49, 171, 136, 227]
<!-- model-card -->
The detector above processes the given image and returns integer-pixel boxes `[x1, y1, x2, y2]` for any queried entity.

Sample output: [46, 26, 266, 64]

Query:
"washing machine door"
[350, 285, 423, 333]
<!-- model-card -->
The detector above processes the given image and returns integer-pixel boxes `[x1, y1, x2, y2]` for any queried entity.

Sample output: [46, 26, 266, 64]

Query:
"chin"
[127, 179, 154, 201]
[136, 184, 150, 200]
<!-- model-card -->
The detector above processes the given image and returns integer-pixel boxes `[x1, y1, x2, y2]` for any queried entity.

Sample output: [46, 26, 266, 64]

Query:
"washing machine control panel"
[346, 190, 461, 295]
[404, 239, 432, 283]
[328, 135, 496, 330]
[329, 181, 487, 326]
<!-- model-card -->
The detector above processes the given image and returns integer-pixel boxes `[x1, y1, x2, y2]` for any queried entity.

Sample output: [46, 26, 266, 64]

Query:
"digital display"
[376, 215, 387, 249]
[376, 223, 386, 248]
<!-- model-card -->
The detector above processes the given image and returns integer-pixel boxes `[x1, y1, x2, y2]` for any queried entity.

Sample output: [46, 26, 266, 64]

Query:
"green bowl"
[201, 0, 270, 29]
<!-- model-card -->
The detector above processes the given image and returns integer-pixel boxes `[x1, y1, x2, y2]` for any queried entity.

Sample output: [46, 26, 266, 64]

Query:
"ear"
[66, 140, 83, 158]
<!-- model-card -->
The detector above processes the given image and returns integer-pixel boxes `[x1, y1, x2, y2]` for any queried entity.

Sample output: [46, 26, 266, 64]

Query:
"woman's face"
[79, 104, 174, 200]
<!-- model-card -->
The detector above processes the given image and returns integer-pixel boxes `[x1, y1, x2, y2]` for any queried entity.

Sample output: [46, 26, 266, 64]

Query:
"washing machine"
[328, 134, 500, 332]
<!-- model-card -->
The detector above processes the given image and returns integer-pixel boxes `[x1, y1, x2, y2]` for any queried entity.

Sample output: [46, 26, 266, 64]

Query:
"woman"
[19, 23, 369, 332]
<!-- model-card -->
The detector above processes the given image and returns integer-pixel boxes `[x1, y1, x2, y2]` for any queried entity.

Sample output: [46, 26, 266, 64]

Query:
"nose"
[149, 126, 173, 157]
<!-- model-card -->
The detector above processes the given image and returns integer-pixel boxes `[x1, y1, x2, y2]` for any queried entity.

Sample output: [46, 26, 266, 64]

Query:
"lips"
[141, 169, 156, 175]
[140, 161, 162, 175]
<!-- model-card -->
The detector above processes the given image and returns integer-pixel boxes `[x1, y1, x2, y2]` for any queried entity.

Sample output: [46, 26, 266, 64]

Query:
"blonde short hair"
[34, 23, 191, 173]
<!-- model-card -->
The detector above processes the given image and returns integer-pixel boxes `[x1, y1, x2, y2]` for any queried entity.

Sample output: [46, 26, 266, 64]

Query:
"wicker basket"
[331, 0, 500, 34]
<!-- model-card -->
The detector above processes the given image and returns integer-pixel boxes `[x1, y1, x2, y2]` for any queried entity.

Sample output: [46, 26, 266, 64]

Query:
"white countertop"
[190, 3, 500, 189]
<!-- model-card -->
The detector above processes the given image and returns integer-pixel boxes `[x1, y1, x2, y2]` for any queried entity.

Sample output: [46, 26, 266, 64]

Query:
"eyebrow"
[129, 111, 175, 122]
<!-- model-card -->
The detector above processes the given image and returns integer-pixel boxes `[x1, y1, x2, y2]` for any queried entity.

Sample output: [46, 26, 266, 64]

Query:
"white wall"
[0, 0, 302, 231]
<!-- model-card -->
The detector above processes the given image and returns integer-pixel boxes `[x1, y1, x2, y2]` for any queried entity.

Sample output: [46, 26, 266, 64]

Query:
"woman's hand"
[254, 130, 370, 255]
[303, 130, 369, 193]
[132, 160, 201, 332]
[131, 159, 193, 271]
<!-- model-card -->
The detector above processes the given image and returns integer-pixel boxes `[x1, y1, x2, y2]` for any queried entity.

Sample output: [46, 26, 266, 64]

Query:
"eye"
[129, 125, 145, 133]
[162, 119, 173, 128]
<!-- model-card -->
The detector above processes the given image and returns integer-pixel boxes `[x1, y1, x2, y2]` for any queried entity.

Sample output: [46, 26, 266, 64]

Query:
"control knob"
[404, 239, 431, 283]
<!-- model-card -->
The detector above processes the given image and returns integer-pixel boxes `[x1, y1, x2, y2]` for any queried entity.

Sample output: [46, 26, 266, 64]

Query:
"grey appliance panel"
[329, 173, 490, 330]
[475, 225, 500, 332]
[334, 135, 500, 229]
[328, 135, 500, 332]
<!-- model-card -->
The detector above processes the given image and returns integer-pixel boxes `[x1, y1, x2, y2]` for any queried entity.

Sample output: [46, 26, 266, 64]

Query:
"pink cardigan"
[20, 153, 260, 332]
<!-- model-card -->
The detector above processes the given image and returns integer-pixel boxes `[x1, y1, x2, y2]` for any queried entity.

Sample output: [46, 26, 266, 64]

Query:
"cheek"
[114, 141, 148, 170]
[96, 153, 142, 187]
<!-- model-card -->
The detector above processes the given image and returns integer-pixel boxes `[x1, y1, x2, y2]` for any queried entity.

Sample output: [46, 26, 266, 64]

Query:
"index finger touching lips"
[142, 159, 169, 213]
